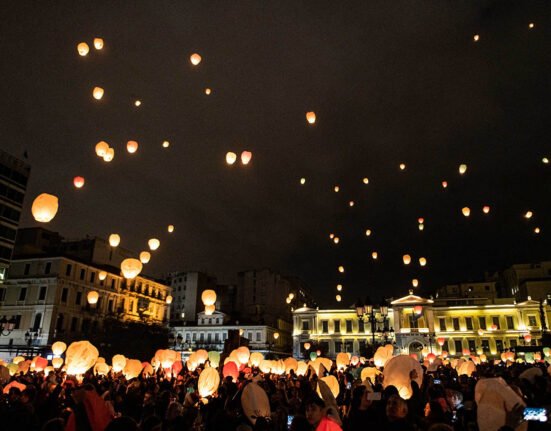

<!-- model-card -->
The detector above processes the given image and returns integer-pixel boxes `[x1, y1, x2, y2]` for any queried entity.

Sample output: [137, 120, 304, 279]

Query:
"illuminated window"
[528, 315, 537, 327]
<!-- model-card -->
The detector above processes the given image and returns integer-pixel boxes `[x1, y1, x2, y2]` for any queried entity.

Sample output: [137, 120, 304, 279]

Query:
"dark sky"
[2, 1, 551, 307]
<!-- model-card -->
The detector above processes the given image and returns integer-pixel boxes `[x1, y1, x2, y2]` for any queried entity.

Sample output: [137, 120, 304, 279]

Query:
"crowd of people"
[1, 352, 550, 431]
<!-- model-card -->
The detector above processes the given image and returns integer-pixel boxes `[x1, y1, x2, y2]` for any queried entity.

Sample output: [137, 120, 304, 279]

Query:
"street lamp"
[0, 316, 16, 336]
[356, 297, 394, 345]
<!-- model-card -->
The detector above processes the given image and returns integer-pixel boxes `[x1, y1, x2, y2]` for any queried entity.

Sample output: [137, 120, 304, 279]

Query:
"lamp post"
[0, 316, 16, 336]
[356, 297, 394, 346]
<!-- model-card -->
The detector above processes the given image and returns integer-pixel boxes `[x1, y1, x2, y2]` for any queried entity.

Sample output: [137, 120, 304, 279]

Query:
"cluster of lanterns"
[226, 151, 252, 165]
[77, 38, 103, 56]
[201, 289, 217, 315]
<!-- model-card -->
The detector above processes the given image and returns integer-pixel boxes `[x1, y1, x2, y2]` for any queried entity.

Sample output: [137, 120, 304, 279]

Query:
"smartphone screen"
[433, 379, 441, 385]
[523, 407, 548, 422]
[287, 415, 294, 429]
[367, 392, 382, 401]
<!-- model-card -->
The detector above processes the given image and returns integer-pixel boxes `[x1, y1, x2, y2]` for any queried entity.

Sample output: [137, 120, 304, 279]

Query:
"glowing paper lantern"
[236, 347, 250, 365]
[300, 177, 306, 185]
[190, 53, 202, 65]
[148, 238, 160, 251]
[336, 284, 342, 291]
[437, 337, 446, 346]
[204, 304, 215, 315]
[349, 201, 355, 207]
[490, 324, 498, 331]
[442, 181, 448, 188]
[473, 34, 480, 42]
[95, 141, 109, 157]
[198, 367, 220, 397]
[418, 223, 424, 231]
[383, 355, 423, 400]
[52, 341, 67, 356]
[65, 341, 99, 375]
[103, 147, 114, 162]
[32, 193, 59, 222]
[462, 348, 471, 356]
[412, 279, 419, 288]
[126, 141, 139, 154]
[478, 329, 484, 336]
[259, 359, 272, 373]
[374, 345, 394, 368]
[13, 356, 25, 365]
[93, 87, 104, 100]
[338, 265, 344, 273]
[372, 252, 378, 259]
[3, 381, 26, 394]
[120, 258, 143, 279]
[168, 225, 174, 233]
[523, 333, 532, 343]
[462, 207, 471, 217]
[350, 355, 359, 366]
[165, 295, 173, 304]
[426, 353, 436, 364]
[201, 290, 217, 306]
[223, 361, 238, 381]
[365, 229, 372, 236]
[273, 332, 280, 340]
[483, 205, 490, 214]
[317, 375, 340, 399]
[309, 352, 318, 361]
[139, 251, 151, 264]
[399, 163, 406, 170]
[241, 151, 252, 165]
[284, 357, 298, 373]
[413, 305, 423, 315]
[112, 355, 127, 373]
[361, 367, 381, 383]
[306, 111, 316, 124]
[205, 88, 212, 95]
[403, 254, 411, 265]
[534, 227, 541, 234]
[525, 211, 533, 219]
[32, 356, 48, 372]
[334, 186, 340, 192]
[457, 361, 476, 377]
[52, 357, 63, 369]
[336, 352, 349, 370]
[335, 294, 341, 302]
[124, 359, 143, 379]
[363, 177, 369, 184]
[77, 42, 89, 56]
[250, 352, 263, 367]
[208, 351, 221, 368]
[109, 234, 120, 247]
[459, 164, 467, 174]
[542, 157, 549, 164]
[87, 291, 99, 305]
[99, 271, 107, 281]
[242, 383, 271, 426]
[162, 141, 170, 148]
[134, 100, 141, 107]
[296, 361, 308, 376]
[303, 342, 311, 350]
[419, 257, 427, 267]
[73, 176, 85, 188]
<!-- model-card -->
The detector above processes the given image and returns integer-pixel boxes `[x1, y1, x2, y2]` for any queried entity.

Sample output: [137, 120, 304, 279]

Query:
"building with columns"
[293, 291, 550, 359]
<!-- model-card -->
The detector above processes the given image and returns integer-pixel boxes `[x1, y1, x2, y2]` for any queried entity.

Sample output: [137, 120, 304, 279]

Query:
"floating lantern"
[77, 42, 89, 56]
[399, 163, 406, 170]
[442, 181, 448, 188]
[336, 352, 350, 370]
[139, 251, 151, 264]
[241, 151, 252, 165]
[542, 157, 549, 164]
[418, 218, 424, 224]
[202, 289, 217, 306]
[103, 147, 114, 162]
[372, 251, 378, 259]
[95, 141, 109, 157]
[250, 352, 263, 367]
[52, 341, 67, 356]
[534, 227, 541, 234]
[225, 152, 237, 165]
[412, 279, 419, 288]
[87, 291, 99, 305]
[363, 177, 369, 184]
[205, 304, 215, 315]
[109, 234, 120, 247]
[437, 337, 446, 346]
[198, 367, 220, 398]
[65, 341, 99, 375]
[403, 254, 411, 265]
[306, 111, 316, 124]
[98, 271, 107, 281]
[236, 347, 250, 365]
[93, 38, 104, 50]
[120, 258, 143, 279]
[92, 87, 104, 100]
[286, 297, 291, 304]
[112, 355, 127, 373]
[490, 324, 498, 331]
[162, 141, 170, 148]
[304, 342, 311, 350]
[165, 295, 173, 304]
[462, 207, 471, 217]
[459, 164, 467, 174]
[477, 329, 484, 336]
[383, 355, 423, 400]
[73, 176, 85, 188]
[134, 100, 141, 107]
[473, 34, 480, 42]
[273, 332, 280, 340]
[334, 186, 340, 192]
[524, 333, 532, 343]
[300, 177, 306, 185]
[318, 375, 340, 399]
[336, 284, 342, 291]
[148, 238, 160, 250]
[336, 294, 341, 302]
[190, 53, 202, 65]
[418, 223, 424, 231]
[289, 293, 294, 299]
[426, 353, 436, 364]
[365, 229, 372, 236]
[126, 141, 138, 154]
[168, 225, 174, 233]
[529, 23, 535, 29]
[338, 265, 344, 273]
[524, 211, 533, 219]
[205, 88, 212, 95]
[32, 193, 59, 223]
[123, 359, 143, 380]
[413, 305, 423, 315]
[419, 257, 427, 266]
[483, 206, 490, 214]
[52, 357, 64, 369]
[349, 201, 355, 207]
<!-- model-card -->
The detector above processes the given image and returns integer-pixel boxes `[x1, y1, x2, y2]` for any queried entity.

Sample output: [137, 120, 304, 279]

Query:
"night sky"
[2, 1, 551, 307]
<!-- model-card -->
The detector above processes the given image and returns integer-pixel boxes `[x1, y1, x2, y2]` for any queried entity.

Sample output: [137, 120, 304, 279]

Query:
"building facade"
[0, 256, 170, 351]
[293, 291, 550, 359]
[0, 150, 30, 282]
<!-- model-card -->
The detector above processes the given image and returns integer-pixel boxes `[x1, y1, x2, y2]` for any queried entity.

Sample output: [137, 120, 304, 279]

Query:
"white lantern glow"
[31, 193, 59, 223]
[148, 238, 160, 251]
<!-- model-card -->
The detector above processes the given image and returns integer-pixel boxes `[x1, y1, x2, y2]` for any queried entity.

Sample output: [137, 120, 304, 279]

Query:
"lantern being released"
[201, 290, 217, 306]
[73, 176, 85, 188]
[226, 152, 237, 165]
[459, 164, 468, 174]
[103, 147, 115, 162]
[335, 294, 341, 302]
[306, 111, 316, 124]
[92, 87, 104, 100]
[204, 304, 215, 315]
[65, 341, 99, 375]
[412, 279, 419, 288]
[419, 257, 427, 267]
[126, 141, 139, 153]
[95, 141, 109, 157]
[77, 42, 89, 56]
[99, 271, 107, 281]
[148, 238, 160, 250]
[198, 367, 220, 398]
[109, 234, 120, 247]
[165, 295, 173, 304]
[31, 193, 59, 223]
[483, 205, 491, 214]
[383, 355, 423, 400]
[190, 53, 202, 65]
[241, 151, 252, 165]
[120, 258, 143, 279]
[399, 163, 406, 170]
[87, 291, 99, 305]
[52, 341, 67, 356]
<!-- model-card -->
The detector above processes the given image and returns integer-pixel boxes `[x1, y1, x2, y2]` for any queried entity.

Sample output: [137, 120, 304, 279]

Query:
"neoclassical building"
[293, 291, 550, 359]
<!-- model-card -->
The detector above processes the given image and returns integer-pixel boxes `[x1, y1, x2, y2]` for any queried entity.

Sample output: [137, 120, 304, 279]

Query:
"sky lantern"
[477, 329, 484, 336]
[334, 185, 340, 192]
[288, 293, 295, 299]
[139, 251, 151, 264]
[418, 217, 424, 224]
[286, 297, 291, 304]
[419, 257, 427, 267]
[306, 111, 316, 124]
[148, 238, 160, 250]
[241, 151, 252, 165]
[372, 251, 378, 259]
[198, 367, 220, 398]
[534, 227, 541, 234]
[236, 347, 250, 365]
[473, 34, 480, 42]
[437, 337, 446, 346]
[123, 359, 143, 380]
[349, 201, 355, 207]
[168, 224, 175, 233]
[92, 86, 104, 100]
[524, 211, 533, 219]
[365, 229, 372, 236]
[108, 233, 120, 247]
[31, 193, 59, 223]
[95, 141, 109, 157]
[426, 353, 436, 364]
[529, 23, 535, 29]
[226, 152, 237, 165]
[273, 332, 280, 340]
[412, 279, 419, 288]
[524, 333, 532, 343]
[87, 291, 99, 305]
[103, 147, 115, 162]
[336, 294, 341, 302]
[462, 207, 471, 217]
[126, 141, 138, 153]
[65, 341, 99, 375]
[383, 355, 423, 400]
[418, 223, 424, 231]
[300, 177, 306, 185]
[459, 164, 468, 174]
[205, 304, 215, 315]
[52, 357, 64, 369]
[112, 355, 127, 373]
[99, 271, 107, 281]
[403, 254, 411, 265]
[490, 324, 498, 331]
[442, 181, 448, 188]
[363, 177, 369, 184]
[413, 305, 423, 315]
[73, 176, 85, 188]
[205, 88, 212, 95]
[201, 289, 217, 306]
[399, 163, 406, 170]
[77, 42, 89, 56]
[483, 205, 490, 214]
[134, 100, 141, 107]
[542, 157, 549, 164]
[93, 38, 104, 50]
[52, 341, 67, 356]
[162, 141, 170, 148]
[336, 284, 342, 291]
[120, 258, 143, 279]
[304, 342, 311, 350]
[338, 265, 344, 273]
[190, 53, 202, 65]
[165, 295, 173, 304]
